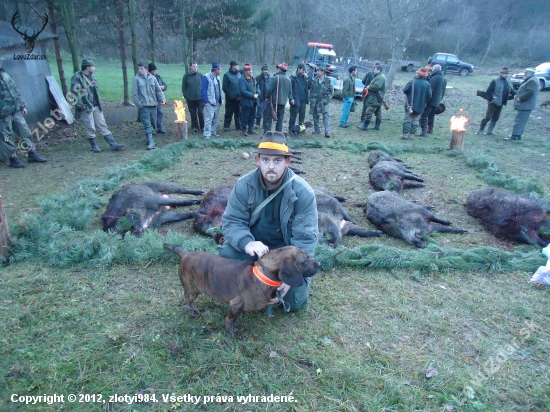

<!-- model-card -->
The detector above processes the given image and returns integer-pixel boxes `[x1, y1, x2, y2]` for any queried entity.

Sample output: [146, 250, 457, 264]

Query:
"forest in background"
[2, 0, 549, 98]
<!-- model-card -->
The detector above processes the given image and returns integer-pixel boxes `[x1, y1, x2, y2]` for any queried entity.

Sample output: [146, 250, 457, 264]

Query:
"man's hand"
[290, 99, 295, 105]
[161, 101, 166, 106]
[254, 94, 258, 99]
[268, 282, 290, 304]
[21, 108, 27, 116]
[244, 241, 269, 258]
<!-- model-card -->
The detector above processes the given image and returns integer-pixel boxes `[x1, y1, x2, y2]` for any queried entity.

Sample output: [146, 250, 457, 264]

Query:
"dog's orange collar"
[252, 265, 282, 287]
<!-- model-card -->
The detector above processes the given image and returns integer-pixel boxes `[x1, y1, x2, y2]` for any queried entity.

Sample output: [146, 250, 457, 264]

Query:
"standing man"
[357, 64, 386, 131]
[182, 61, 204, 133]
[255, 64, 270, 129]
[132, 62, 166, 150]
[265, 63, 294, 133]
[148, 63, 168, 134]
[220, 131, 319, 313]
[339, 65, 357, 128]
[506, 68, 539, 141]
[201, 62, 224, 139]
[476, 67, 514, 136]
[239, 64, 259, 136]
[418, 64, 446, 136]
[401, 68, 432, 140]
[71, 58, 124, 154]
[222, 61, 241, 131]
[289, 63, 309, 132]
[309, 64, 334, 138]
[360, 60, 380, 122]
[0, 57, 47, 168]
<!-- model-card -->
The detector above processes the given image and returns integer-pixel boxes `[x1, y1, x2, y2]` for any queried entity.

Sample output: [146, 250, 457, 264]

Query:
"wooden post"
[0, 196, 11, 261]
[175, 121, 188, 141]
[449, 130, 465, 150]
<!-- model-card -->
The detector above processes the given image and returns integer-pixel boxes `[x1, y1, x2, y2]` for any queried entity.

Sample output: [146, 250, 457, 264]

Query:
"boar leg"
[152, 211, 196, 227]
[403, 182, 425, 189]
[344, 223, 383, 238]
[144, 182, 204, 196]
[400, 172, 424, 182]
[157, 196, 202, 206]
[431, 224, 467, 234]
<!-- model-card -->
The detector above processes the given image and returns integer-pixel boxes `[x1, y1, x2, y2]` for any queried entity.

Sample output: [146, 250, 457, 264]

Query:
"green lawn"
[1, 59, 549, 411]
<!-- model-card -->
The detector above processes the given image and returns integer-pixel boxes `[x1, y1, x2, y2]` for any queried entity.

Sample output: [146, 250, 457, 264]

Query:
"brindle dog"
[163, 244, 319, 334]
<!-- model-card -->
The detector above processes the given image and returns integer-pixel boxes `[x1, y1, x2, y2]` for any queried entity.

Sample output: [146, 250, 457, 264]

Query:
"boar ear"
[279, 257, 304, 287]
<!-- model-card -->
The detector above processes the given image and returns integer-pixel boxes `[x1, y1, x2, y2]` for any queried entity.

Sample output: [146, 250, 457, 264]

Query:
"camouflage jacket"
[309, 75, 334, 111]
[0, 68, 26, 118]
[71, 71, 102, 112]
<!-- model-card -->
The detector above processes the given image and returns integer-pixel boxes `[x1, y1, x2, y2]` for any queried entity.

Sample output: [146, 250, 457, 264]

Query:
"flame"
[174, 100, 186, 122]
[450, 115, 468, 132]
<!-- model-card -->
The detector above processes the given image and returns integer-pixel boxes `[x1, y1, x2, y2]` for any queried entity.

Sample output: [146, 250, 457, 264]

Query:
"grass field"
[1, 58, 549, 411]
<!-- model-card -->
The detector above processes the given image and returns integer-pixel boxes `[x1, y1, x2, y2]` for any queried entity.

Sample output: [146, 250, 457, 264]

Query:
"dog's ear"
[278, 257, 304, 287]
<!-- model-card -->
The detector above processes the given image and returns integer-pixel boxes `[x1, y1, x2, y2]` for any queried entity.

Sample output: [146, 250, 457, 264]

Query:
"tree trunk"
[180, 0, 190, 70]
[149, 0, 155, 64]
[57, 0, 79, 74]
[115, 0, 131, 105]
[47, 0, 67, 95]
[128, 0, 138, 75]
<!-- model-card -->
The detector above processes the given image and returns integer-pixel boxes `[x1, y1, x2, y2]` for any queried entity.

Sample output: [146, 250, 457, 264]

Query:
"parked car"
[428, 53, 474, 76]
[510, 62, 550, 91]
[330, 77, 365, 99]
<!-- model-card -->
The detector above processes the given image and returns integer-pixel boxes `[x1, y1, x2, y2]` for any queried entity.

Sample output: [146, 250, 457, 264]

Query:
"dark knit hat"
[229, 60, 239, 67]
[255, 131, 295, 157]
[212, 61, 221, 70]
[148, 63, 157, 72]
[348, 65, 358, 73]
[500, 67, 509, 74]
[81, 58, 94, 67]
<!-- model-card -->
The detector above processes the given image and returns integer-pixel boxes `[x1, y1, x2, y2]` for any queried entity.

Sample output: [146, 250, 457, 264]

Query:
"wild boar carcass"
[366, 191, 467, 248]
[465, 187, 550, 247]
[367, 150, 411, 170]
[102, 182, 204, 235]
[369, 161, 424, 192]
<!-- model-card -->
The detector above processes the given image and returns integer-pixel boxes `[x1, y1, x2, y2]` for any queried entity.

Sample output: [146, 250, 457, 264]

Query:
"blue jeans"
[140, 106, 157, 135]
[339, 97, 354, 125]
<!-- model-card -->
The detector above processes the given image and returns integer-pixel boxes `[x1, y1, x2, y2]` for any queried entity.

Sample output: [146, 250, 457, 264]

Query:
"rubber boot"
[27, 150, 48, 163]
[9, 156, 26, 168]
[89, 138, 101, 153]
[357, 120, 370, 130]
[486, 121, 496, 135]
[427, 123, 434, 134]
[417, 126, 428, 137]
[374, 118, 381, 130]
[103, 133, 125, 151]
[146, 134, 156, 150]
[410, 124, 418, 136]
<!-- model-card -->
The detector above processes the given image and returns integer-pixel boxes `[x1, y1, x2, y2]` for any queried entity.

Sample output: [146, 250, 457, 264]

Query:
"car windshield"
[536, 63, 550, 73]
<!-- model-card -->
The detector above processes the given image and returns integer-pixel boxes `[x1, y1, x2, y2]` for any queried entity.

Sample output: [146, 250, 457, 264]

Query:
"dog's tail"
[163, 243, 187, 258]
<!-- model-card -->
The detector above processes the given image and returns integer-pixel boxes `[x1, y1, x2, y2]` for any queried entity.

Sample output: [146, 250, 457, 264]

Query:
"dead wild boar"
[369, 161, 424, 192]
[367, 150, 410, 170]
[193, 184, 381, 247]
[465, 187, 550, 247]
[366, 191, 467, 248]
[102, 182, 204, 235]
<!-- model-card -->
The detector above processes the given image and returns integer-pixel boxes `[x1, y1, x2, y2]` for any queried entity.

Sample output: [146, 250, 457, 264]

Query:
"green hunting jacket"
[71, 71, 102, 112]
[0, 68, 26, 118]
[342, 74, 356, 100]
[309, 75, 334, 112]
[365, 72, 386, 107]
[221, 168, 319, 258]
[514, 74, 539, 111]
[426, 71, 446, 107]
[266, 72, 293, 105]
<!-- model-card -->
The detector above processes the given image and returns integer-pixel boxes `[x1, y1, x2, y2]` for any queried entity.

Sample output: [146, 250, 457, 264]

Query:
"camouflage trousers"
[79, 106, 111, 138]
[402, 108, 421, 134]
[311, 103, 330, 134]
[0, 111, 34, 162]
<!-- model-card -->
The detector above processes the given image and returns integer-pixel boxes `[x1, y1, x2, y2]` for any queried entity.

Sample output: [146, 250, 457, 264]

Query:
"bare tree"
[114, 0, 131, 105]
[452, 6, 478, 56]
[45, 0, 67, 95]
[56, 0, 79, 74]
